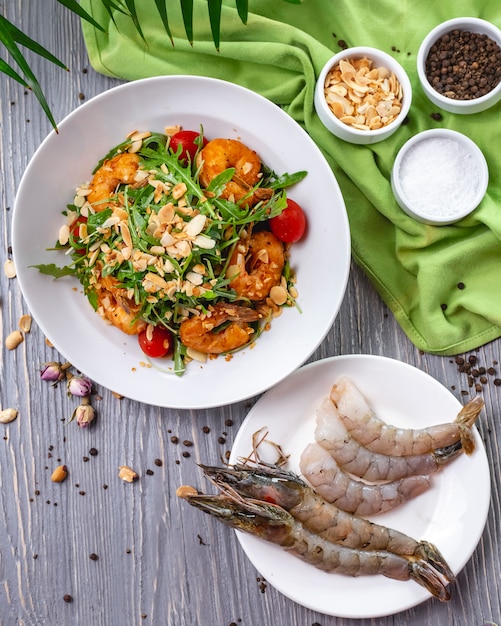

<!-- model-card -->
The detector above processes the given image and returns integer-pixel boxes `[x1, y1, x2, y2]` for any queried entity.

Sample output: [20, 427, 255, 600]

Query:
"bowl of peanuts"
[417, 17, 501, 114]
[314, 46, 412, 144]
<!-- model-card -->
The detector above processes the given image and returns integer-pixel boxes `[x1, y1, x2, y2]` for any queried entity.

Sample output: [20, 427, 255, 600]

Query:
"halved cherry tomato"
[70, 215, 88, 254]
[138, 326, 174, 359]
[269, 198, 307, 243]
[170, 130, 208, 165]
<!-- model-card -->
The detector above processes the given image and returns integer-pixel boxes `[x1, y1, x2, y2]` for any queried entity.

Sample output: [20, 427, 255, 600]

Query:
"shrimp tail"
[432, 440, 463, 465]
[415, 541, 456, 582]
[454, 396, 484, 455]
[408, 559, 451, 602]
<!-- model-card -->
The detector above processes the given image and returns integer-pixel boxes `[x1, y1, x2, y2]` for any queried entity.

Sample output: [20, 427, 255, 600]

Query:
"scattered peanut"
[118, 465, 139, 483]
[5, 330, 24, 350]
[0, 408, 18, 424]
[51, 465, 68, 483]
[4, 259, 16, 279]
[176, 485, 198, 498]
[18, 314, 32, 333]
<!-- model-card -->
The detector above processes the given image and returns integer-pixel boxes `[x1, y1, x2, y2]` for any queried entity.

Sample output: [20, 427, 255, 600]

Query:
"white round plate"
[12, 76, 350, 408]
[229, 354, 491, 618]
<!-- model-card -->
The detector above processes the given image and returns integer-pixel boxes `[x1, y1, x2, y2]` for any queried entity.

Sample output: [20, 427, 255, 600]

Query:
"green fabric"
[80, 0, 501, 355]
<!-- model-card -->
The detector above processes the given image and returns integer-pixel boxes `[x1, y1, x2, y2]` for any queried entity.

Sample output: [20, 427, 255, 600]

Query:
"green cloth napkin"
[80, 0, 501, 355]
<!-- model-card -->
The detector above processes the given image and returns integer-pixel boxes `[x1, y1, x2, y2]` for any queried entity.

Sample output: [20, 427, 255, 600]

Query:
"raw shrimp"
[179, 302, 260, 354]
[299, 442, 431, 516]
[226, 230, 285, 301]
[315, 398, 464, 482]
[197, 138, 273, 206]
[200, 463, 454, 583]
[95, 275, 146, 335]
[179, 487, 451, 601]
[330, 376, 483, 456]
[87, 152, 140, 210]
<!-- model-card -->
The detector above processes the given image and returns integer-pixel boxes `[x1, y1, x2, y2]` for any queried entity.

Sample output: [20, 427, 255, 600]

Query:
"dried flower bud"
[67, 376, 92, 397]
[40, 361, 67, 383]
[72, 403, 95, 428]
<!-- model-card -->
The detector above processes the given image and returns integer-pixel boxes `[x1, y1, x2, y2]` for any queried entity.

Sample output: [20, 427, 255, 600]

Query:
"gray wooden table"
[1, 3, 500, 625]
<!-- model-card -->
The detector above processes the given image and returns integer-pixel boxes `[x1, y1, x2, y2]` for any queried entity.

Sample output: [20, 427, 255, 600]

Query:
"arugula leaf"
[30, 263, 77, 278]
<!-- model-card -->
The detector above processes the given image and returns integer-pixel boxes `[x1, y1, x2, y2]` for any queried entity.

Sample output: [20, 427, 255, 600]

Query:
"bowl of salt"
[391, 129, 488, 225]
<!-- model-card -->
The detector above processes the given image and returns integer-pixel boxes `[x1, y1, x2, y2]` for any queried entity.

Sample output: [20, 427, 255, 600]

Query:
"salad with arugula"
[34, 127, 307, 376]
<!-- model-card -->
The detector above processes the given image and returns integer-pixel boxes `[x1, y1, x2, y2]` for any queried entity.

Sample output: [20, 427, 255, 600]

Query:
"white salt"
[399, 137, 480, 217]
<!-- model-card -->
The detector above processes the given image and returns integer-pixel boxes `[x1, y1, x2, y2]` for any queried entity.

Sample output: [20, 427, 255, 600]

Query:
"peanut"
[0, 408, 18, 424]
[118, 465, 139, 483]
[5, 330, 23, 350]
[51, 465, 68, 483]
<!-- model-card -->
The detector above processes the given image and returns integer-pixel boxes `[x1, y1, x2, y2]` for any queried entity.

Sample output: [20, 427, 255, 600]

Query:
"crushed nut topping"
[324, 56, 403, 130]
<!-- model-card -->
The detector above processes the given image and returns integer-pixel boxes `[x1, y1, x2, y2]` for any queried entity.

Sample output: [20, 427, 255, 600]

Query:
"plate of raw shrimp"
[12, 75, 350, 408]
[228, 354, 491, 618]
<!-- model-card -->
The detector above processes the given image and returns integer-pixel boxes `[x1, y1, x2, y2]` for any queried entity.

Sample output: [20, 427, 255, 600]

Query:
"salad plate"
[229, 354, 491, 618]
[12, 76, 350, 408]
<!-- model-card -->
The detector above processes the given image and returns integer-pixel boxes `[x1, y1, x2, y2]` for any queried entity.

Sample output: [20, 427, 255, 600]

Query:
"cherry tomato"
[70, 215, 88, 254]
[269, 198, 307, 243]
[138, 326, 174, 359]
[170, 130, 208, 165]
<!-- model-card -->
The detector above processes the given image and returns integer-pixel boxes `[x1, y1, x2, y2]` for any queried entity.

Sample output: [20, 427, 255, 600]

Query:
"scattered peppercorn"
[457, 282, 465, 289]
[202, 426, 210, 433]
[218, 436, 226, 444]
[89, 553, 98, 561]
[82, 456, 89, 463]
[426, 29, 501, 100]
[89, 448, 98, 456]
[154, 458, 163, 466]
[430, 111, 443, 121]
[183, 440, 193, 447]
[146, 469, 154, 476]
[182, 451, 191, 458]
[63, 594, 73, 603]
[440, 303, 448, 311]
[170, 436, 179, 444]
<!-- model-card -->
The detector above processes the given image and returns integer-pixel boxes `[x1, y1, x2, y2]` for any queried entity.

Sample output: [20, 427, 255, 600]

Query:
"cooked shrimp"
[197, 138, 273, 206]
[87, 152, 140, 210]
[315, 398, 464, 482]
[201, 463, 453, 584]
[330, 377, 483, 456]
[227, 230, 285, 301]
[95, 275, 146, 335]
[179, 302, 260, 354]
[179, 487, 451, 601]
[299, 442, 431, 516]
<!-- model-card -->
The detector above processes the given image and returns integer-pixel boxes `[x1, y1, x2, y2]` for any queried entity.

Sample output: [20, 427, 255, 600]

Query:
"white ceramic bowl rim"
[417, 17, 501, 107]
[392, 128, 489, 223]
[317, 46, 412, 136]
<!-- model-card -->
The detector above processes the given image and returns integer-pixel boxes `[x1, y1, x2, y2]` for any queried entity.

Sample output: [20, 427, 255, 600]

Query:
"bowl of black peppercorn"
[417, 17, 501, 114]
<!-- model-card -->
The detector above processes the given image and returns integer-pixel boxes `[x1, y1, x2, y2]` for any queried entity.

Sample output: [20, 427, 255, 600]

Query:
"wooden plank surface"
[0, 2, 500, 625]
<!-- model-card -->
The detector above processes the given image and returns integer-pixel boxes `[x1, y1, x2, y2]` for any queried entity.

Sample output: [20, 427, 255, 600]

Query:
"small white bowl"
[391, 129, 488, 225]
[314, 46, 412, 144]
[417, 17, 501, 114]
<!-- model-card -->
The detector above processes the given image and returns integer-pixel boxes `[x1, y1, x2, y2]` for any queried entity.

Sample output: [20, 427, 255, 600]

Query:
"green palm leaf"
[0, 15, 59, 130]
[0, 0, 303, 130]
[153, 0, 174, 45]
[235, 0, 249, 24]
[180, 0, 194, 44]
[0, 57, 29, 87]
[123, 0, 146, 41]
[208, 0, 222, 50]
[53, 0, 106, 32]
